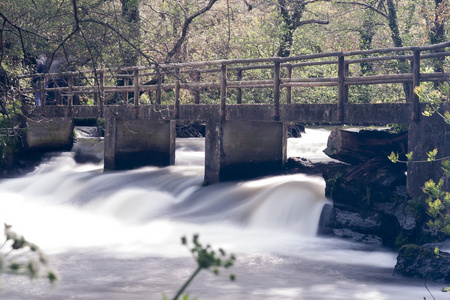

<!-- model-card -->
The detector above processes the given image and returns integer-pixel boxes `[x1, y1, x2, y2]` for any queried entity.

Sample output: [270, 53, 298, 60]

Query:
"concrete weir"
[24, 117, 74, 151]
[104, 117, 176, 171]
[205, 120, 287, 183]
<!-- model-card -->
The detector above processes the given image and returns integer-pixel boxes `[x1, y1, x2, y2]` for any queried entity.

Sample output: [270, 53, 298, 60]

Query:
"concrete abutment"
[407, 102, 450, 199]
[104, 116, 176, 171]
[24, 117, 74, 151]
[205, 120, 287, 184]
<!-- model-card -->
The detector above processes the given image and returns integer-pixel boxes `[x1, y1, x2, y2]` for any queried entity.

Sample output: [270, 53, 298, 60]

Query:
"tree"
[276, 0, 329, 57]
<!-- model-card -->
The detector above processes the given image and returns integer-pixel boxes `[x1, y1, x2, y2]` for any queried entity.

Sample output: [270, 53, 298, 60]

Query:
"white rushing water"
[0, 128, 443, 299]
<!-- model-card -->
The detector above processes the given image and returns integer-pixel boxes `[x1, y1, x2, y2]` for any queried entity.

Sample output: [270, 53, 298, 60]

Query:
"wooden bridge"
[17, 41, 450, 198]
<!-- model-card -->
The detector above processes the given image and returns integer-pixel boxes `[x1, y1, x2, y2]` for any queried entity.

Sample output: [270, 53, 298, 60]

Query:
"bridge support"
[24, 117, 74, 151]
[104, 117, 175, 171]
[205, 120, 287, 183]
[407, 103, 450, 199]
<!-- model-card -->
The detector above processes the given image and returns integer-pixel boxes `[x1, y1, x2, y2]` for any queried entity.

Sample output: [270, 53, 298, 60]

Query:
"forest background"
[0, 0, 449, 170]
[0, 0, 448, 90]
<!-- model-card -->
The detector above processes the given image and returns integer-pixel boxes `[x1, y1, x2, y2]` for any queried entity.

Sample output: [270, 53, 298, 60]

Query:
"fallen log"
[323, 128, 408, 165]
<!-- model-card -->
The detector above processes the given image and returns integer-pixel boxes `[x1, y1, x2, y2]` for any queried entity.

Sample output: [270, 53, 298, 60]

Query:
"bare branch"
[80, 19, 156, 65]
[165, 0, 220, 63]
[333, 1, 388, 19]
[297, 18, 329, 26]
[0, 19, 6, 66]
[0, 12, 50, 42]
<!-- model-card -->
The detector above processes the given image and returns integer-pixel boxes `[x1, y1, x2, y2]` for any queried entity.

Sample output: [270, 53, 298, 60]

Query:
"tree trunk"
[430, 0, 446, 88]
[385, 0, 411, 100]
[323, 128, 408, 165]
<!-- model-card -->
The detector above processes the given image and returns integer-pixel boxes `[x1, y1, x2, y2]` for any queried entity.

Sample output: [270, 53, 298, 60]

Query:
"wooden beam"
[220, 64, 227, 121]
[273, 60, 281, 121]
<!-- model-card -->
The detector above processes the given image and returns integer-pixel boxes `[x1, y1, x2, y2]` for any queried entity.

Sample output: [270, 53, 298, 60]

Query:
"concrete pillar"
[407, 102, 450, 199]
[104, 117, 175, 171]
[205, 120, 287, 183]
[24, 117, 74, 151]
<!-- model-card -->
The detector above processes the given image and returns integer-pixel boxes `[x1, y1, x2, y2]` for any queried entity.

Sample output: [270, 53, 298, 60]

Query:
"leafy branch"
[165, 234, 236, 300]
[0, 224, 57, 285]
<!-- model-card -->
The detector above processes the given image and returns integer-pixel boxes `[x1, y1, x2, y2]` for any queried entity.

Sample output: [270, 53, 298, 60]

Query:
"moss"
[325, 172, 343, 199]
[395, 231, 410, 249]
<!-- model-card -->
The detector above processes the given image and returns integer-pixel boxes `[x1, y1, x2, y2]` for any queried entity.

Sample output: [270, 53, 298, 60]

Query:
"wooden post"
[99, 70, 105, 118]
[236, 69, 242, 104]
[412, 49, 421, 122]
[134, 68, 140, 118]
[409, 59, 414, 101]
[220, 64, 227, 121]
[124, 77, 129, 103]
[68, 74, 73, 115]
[344, 63, 349, 104]
[286, 64, 292, 104]
[40, 75, 45, 110]
[174, 67, 180, 119]
[194, 71, 200, 104]
[337, 55, 345, 122]
[16, 78, 21, 106]
[273, 60, 281, 121]
[156, 66, 162, 105]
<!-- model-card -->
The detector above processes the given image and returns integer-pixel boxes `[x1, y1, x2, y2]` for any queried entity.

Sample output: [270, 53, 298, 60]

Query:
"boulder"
[318, 157, 414, 248]
[323, 128, 408, 165]
[325, 157, 406, 208]
[394, 244, 450, 283]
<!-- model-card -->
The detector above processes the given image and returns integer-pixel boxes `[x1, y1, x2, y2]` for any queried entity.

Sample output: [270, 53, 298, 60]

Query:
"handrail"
[16, 41, 450, 121]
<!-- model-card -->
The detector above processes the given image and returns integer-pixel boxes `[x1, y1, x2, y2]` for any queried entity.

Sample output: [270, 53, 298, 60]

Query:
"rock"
[72, 138, 104, 164]
[317, 203, 335, 235]
[334, 208, 382, 233]
[375, 201, 416, 233]
[323, 128, 408, 165]
[394, 244, 450, 283]
[286, 122, 305, 138]
[332, 228, 383, 245]
[325, 157, 406, 208]
[176, 121, 205, 138]
[317, 156, 416, 248]
[285, 157, 350, 176]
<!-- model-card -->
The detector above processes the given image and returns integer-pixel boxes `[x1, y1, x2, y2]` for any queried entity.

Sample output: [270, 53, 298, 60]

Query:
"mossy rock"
[394, 244, 450, 283]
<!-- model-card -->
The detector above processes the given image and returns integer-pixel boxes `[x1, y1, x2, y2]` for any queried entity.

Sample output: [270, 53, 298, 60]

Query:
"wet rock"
[394, 244, 450, 283]
[332, 228, 383, 245]
[317, 203, 335, 235]
[286, 122, 305, 138]
[285, 157, 350, 176]
[334, 209, 382, 233]
[176, 121, 205, 138]
[317, 156, 416, 248]
[375, 201, 416, 233]
[326, 157, 406, 207]
[72, 138, 104, 164]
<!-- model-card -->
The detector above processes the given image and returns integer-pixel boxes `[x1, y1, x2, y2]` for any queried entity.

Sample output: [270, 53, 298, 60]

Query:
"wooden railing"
[17, 41, 450, 122]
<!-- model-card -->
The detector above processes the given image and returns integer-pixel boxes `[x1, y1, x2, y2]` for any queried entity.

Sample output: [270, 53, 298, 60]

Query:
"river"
[0, 128, 445, 299]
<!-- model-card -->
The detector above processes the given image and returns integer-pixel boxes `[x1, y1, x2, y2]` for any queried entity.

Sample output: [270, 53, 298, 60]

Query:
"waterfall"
[0, 128, 439, 300]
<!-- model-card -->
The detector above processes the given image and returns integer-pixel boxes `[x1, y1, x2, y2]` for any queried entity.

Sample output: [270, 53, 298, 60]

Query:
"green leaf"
[427, 149, 438, 162]
[388, 152, 399, 163]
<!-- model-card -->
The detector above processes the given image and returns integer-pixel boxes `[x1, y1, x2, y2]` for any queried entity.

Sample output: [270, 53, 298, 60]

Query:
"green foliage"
[389, 123, 409, 134]
[415, 83, 450, 124]
[427, 148, 438, 162]
[388, 151, 399, 163]
[168, 234, 236, 300]
[442, 160, 450, 178]
[406, 151, 414, 163]
[0, 224, 57, 285]
[395, 231, 410, 248]
[422, 179, 450, 235]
